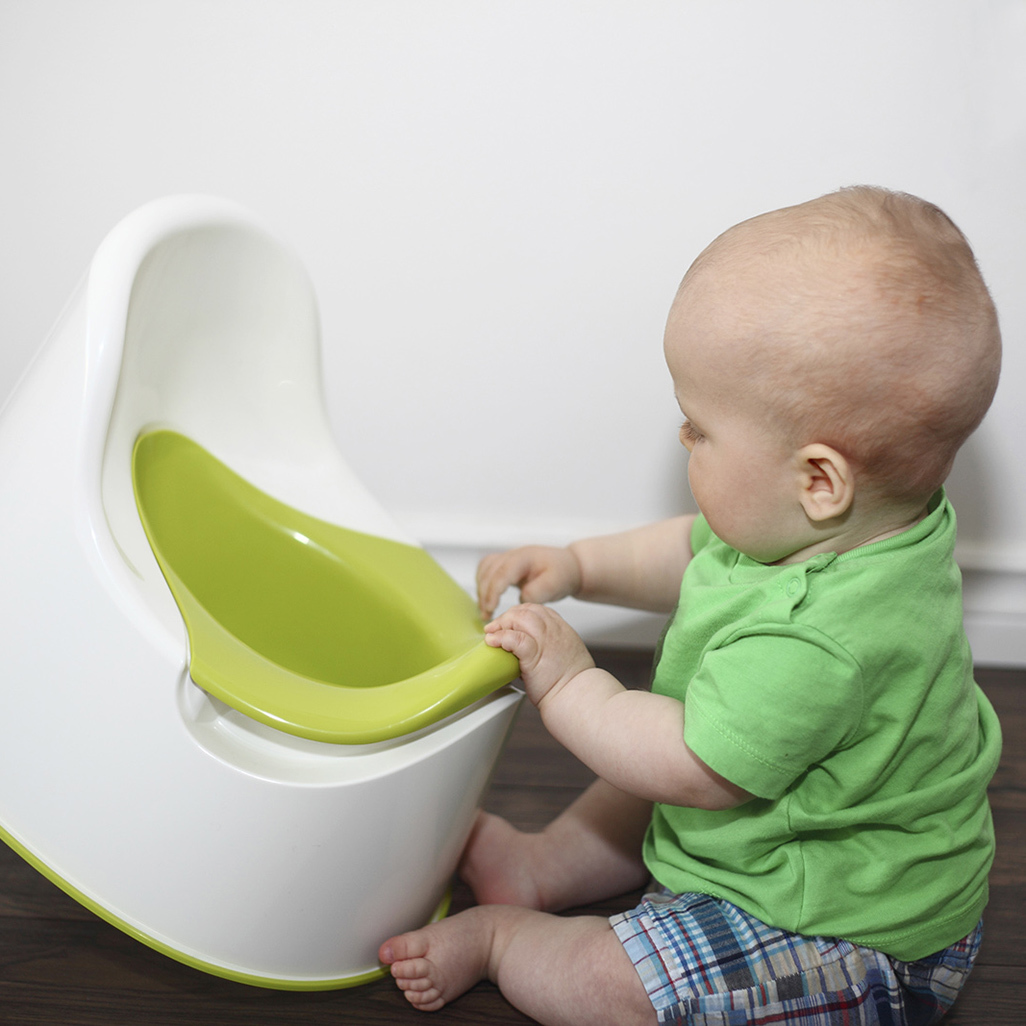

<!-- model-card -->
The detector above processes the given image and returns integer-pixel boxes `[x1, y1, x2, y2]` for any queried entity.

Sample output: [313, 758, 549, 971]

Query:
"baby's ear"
[796, 444, 855, 522]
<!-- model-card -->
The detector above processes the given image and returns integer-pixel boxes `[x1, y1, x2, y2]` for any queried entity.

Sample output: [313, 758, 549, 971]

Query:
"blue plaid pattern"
[610, 889, 982, 1025]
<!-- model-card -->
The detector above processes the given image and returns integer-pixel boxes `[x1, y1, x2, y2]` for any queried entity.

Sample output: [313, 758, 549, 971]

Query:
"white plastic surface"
[0, 196, 522, 985]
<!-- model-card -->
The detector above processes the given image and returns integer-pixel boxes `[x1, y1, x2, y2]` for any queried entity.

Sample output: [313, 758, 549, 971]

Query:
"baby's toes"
[406, 987, 444, 1012]
[380, 931, 429, 965]
[390, 956, 431, 981]
[395, 972, 434, 992]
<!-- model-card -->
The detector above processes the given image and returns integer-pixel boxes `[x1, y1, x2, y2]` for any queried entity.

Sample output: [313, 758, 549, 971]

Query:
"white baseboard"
[961, 568, 1026, 668]
[425, 544, 1026, 669]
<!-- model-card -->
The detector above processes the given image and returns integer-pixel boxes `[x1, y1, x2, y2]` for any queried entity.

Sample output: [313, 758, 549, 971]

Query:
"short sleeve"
[683, 626, 862, 800]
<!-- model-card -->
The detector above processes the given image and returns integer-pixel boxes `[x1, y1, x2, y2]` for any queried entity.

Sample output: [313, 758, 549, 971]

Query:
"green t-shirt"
[643, 491, 1001, 961]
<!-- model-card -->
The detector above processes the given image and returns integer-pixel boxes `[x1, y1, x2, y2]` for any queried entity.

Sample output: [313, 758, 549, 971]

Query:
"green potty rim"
[132, 430, 519, 744]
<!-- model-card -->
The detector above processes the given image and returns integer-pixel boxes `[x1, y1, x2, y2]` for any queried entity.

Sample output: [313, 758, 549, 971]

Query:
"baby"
[379, 186, 1003, 1025]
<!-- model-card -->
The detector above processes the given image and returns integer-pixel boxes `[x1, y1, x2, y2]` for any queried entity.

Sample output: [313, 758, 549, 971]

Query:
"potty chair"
[0, 196, 522, 989]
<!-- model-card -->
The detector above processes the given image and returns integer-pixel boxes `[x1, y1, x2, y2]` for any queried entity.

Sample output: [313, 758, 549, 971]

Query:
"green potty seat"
[132, 430, 519, 744]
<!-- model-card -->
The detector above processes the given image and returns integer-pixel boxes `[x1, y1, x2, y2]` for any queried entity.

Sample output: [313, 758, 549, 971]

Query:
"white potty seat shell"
[0, 196, 522, 989]
[89, 194, 518, 742]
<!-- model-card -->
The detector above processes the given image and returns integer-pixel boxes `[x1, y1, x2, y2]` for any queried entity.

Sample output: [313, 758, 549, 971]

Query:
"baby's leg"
[380, 904, 655, 1025]
[461, 778, 652, 911]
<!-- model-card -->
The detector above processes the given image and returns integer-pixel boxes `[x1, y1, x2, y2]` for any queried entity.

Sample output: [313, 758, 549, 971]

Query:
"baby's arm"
[485, 603, 751, 812]
[477, 514, 696, 619]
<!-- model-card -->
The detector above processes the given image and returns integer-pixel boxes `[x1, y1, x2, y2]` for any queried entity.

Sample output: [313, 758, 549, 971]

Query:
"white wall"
[2, 0, 1023, 664]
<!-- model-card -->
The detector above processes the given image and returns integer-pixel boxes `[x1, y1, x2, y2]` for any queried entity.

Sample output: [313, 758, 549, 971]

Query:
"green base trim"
[0, 822, 451, 990]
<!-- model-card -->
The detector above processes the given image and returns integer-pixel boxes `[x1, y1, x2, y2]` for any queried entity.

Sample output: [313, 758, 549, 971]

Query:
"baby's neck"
[775, 502, 930, 566]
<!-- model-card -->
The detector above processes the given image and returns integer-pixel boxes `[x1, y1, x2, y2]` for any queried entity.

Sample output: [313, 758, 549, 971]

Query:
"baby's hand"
[484, 604, 595, 706]
[476, 546, 582, 620]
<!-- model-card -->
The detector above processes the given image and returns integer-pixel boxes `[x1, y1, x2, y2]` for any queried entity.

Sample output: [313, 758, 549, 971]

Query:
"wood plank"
[945, 963, 1026, 1025]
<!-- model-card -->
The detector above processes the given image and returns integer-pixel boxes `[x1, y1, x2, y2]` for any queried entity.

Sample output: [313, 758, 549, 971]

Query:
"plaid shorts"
[610, 888, 982, 1026]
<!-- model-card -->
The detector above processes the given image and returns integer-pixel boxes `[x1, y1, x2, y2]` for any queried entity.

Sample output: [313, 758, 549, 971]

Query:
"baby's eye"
[679, 419, 703, 446]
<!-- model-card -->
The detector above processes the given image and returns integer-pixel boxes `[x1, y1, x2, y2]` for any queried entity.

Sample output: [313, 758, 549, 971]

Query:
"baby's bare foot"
[459, 812, 546, 909]
[379, 906, 504, 1012]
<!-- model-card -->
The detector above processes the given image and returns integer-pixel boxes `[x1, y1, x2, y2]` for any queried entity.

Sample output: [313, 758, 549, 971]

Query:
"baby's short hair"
[701, 187, 1002, 502]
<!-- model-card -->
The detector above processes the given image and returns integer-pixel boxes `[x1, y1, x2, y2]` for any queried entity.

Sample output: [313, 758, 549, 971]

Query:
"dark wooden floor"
[0, 649, 1022, 1024]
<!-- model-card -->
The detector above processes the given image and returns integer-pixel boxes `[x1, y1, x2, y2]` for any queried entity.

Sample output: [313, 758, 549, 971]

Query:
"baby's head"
[665, 186, 1001, 559]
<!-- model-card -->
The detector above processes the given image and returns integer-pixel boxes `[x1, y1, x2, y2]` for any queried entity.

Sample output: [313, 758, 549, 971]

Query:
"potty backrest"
[80, 197, 411, 647]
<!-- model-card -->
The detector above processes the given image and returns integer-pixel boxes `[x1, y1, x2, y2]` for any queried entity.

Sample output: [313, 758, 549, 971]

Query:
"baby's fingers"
[477, 553, 516, 619]
[484, 604, 593, 705]
[476, 549, 546, 619]
[483, 603, 566, 667]
[477, 546, 581, 620]
[484, 619, 540, 666]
